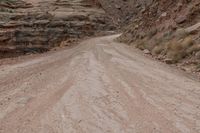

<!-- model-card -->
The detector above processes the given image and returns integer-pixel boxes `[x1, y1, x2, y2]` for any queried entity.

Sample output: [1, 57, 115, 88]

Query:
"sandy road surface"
[0, 35, 200, 133]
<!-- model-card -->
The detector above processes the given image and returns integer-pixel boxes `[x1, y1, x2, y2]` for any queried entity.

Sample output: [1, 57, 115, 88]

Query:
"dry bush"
[131, 32, 199, 64]
[166, 37, 195, 62]
[135, 41, 146, 50]
[174, 28, 189, 39]
[152, 45, 164, 55]
[186, 44, 200, 54]
[167, 50, 187, 62]
[181, 37, 194, 50]
[167, 40, 183, 51]
[135, 37, 159, 52]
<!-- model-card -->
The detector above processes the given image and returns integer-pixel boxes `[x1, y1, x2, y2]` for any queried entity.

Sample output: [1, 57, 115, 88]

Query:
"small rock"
[175, 15, 187, 24]
[115, 5, 121, 10]
[164, 58, 174, 64]
[195, 51, 200, 59]
[161, 12, 167, 17]
[141, 8, 146, 13]
[157, 54, 164, 60]
[135, 25, 139, 29]
[136, 4, 140, 8]
[143, 49, 150, 54]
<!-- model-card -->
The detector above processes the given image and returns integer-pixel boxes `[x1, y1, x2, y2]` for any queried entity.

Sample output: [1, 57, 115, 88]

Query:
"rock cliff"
[0, 0, 115, 58]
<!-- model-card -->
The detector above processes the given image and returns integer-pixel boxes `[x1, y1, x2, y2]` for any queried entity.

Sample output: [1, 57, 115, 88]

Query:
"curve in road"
[0, 35, 200, 133]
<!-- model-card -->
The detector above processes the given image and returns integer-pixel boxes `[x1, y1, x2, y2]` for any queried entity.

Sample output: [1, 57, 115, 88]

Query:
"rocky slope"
[107, 0, 200, 74]
[0, 0, 115, 58]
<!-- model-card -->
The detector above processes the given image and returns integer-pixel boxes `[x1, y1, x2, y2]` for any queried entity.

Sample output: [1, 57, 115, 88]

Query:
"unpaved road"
[0, 35, 200, 133]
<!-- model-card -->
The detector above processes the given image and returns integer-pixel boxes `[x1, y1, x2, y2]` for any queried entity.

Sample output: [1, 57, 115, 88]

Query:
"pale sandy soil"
[0, 35, 200, 133]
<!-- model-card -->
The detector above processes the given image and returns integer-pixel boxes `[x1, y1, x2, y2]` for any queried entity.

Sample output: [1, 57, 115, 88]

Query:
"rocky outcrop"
[0, 0, 115, 58]
[96, 0, 154, 26]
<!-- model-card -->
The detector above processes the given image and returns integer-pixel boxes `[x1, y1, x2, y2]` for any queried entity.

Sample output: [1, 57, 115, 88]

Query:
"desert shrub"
[162, 30, 173, 41]
[186, 44, 200, 54]
[147, 29, 157, 39]
[152, 45, 164, 55]
[135, 41, 147, 50]
[166, 37, 195, 62]
[167, 40, 182, 51]
[174, 28, 189, 39]
[181, 37, 194, 49]
[167, 50, 187, 62]
[145, 43, 156, 51]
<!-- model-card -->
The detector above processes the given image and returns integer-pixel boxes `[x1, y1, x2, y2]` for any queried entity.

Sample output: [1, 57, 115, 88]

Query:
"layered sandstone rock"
[0, 0, 115, 58]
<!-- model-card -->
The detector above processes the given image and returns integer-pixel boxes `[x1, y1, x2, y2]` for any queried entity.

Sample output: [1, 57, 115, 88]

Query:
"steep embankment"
[0, 0, 115, 58]
[106, 0, 200, 74]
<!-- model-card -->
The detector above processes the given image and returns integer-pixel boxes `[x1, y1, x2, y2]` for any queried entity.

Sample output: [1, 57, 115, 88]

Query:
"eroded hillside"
[111, 0, 200, 74]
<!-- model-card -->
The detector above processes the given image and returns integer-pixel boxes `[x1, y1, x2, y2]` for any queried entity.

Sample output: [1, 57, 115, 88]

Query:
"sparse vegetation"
[152, 45, 164, 55]
[133, 32, 200, 65]
[120, 24, 200, 64]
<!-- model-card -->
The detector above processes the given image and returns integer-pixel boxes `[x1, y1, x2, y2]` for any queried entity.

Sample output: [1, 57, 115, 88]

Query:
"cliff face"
[0, 0, 115, 58]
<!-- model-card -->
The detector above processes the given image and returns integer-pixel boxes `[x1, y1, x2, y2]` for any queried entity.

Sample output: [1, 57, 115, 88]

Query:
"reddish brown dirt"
[0, 35, 200, 133]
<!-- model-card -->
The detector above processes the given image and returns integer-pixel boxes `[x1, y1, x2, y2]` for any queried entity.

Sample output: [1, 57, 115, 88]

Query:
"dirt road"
[0, 35, 200, 133]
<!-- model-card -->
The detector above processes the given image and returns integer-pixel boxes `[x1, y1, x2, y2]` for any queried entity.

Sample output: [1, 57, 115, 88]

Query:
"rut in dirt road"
[0, 35, 200, 133]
